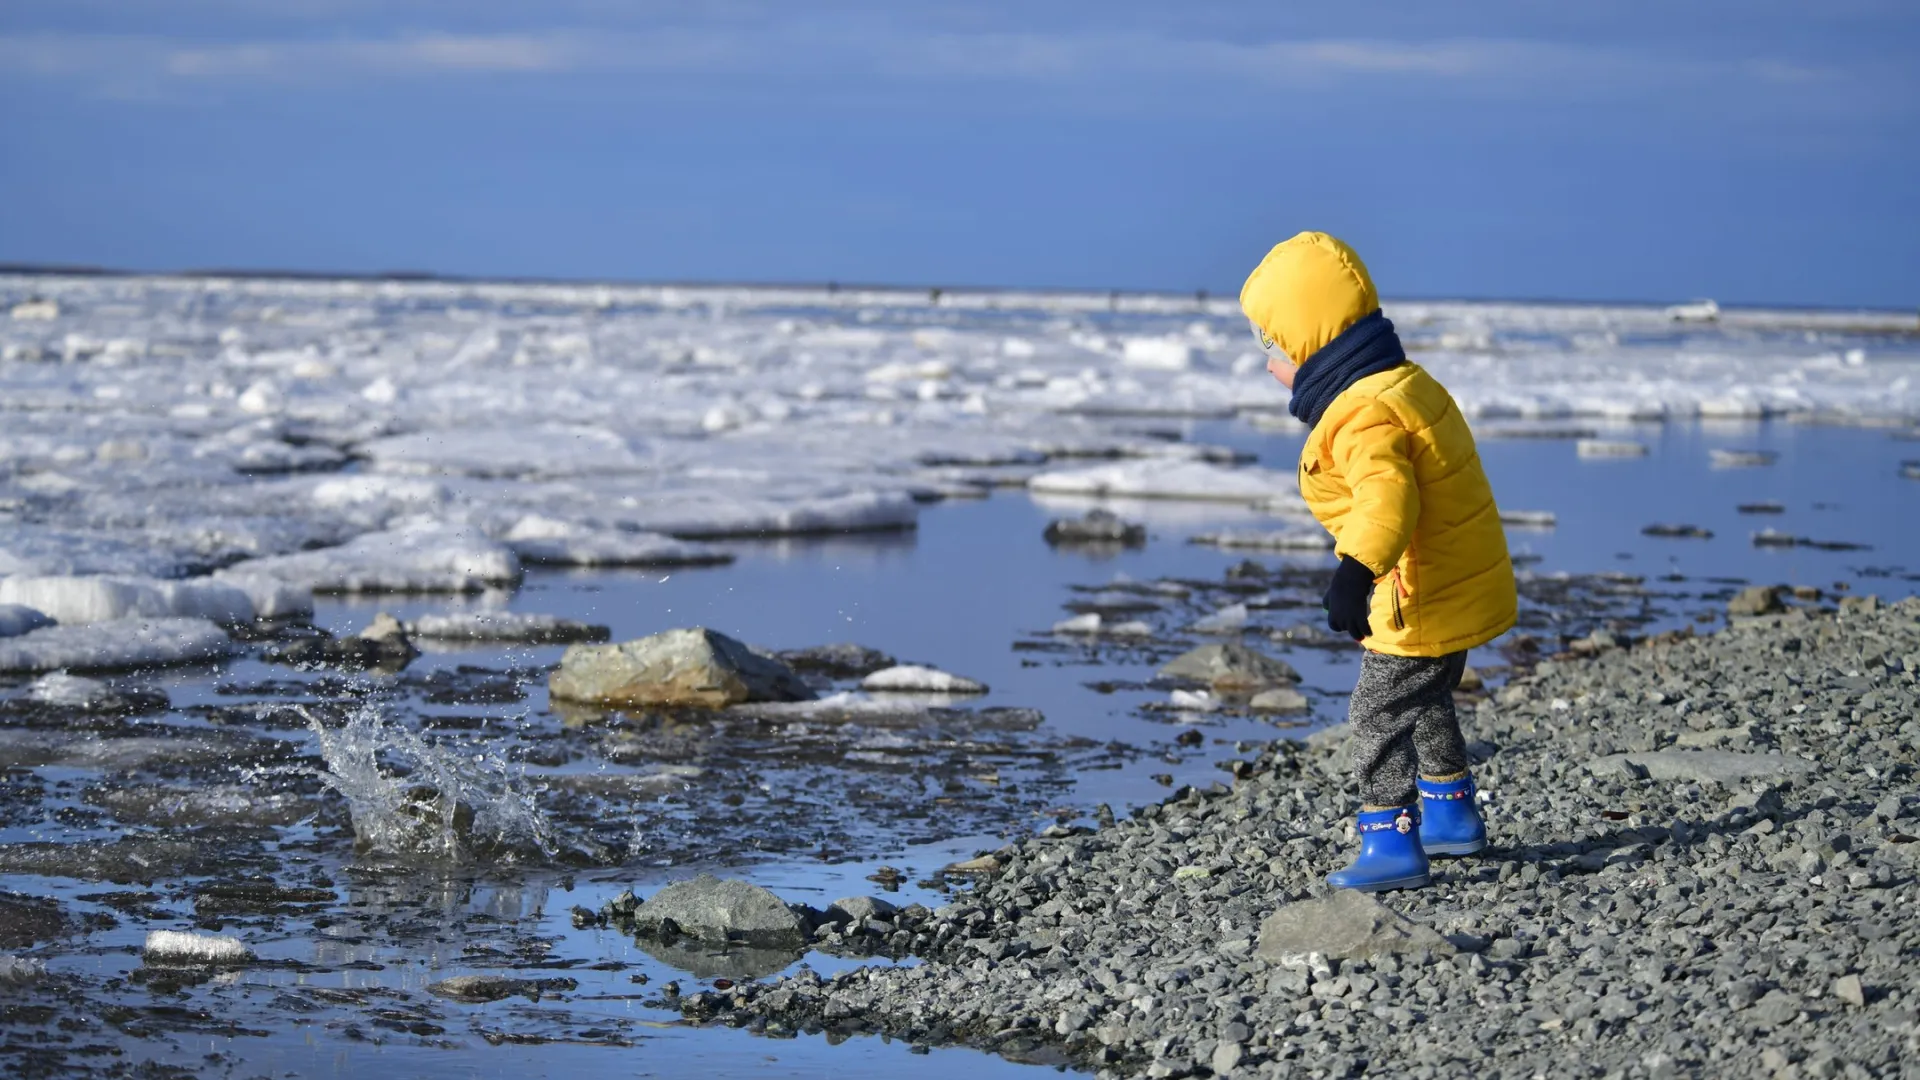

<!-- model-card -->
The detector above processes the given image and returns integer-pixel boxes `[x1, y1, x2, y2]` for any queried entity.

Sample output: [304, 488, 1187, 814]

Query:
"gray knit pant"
[1348, 650, 1470, 808]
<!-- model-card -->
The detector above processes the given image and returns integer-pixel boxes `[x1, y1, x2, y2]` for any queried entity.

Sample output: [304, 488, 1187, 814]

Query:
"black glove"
[1323, 555, 1376, 641]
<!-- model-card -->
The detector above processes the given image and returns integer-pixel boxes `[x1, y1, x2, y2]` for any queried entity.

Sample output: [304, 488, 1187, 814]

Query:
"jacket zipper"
[1389, 568, 1407, 631]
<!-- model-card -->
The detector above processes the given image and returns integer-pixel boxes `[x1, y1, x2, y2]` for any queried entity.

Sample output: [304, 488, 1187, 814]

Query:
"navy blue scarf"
[1286, 310, 1408, 430]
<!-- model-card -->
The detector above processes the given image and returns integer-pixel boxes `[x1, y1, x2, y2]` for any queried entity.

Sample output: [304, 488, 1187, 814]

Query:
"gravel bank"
[676, 598, 1920, 1078]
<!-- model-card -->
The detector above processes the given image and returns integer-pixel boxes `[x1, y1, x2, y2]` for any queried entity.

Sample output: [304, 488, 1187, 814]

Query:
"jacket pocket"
[1388, 567, 1409, 632]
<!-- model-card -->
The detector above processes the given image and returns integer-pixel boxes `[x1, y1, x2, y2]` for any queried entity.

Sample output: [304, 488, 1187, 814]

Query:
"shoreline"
[671, 598, 1920, 1078]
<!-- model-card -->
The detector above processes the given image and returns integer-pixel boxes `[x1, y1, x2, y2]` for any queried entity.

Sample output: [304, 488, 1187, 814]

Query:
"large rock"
[630, 873, 813, 947]
[1256, 891, 1452, 962]
[549, 628, 814, 709]
[1587, 749, 1813, 785]
[1726, 585, 1784, 618]
[1158, 643, 1300, 690]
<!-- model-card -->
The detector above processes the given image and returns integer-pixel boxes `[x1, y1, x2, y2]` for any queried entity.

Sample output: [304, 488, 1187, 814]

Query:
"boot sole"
[1327, 873, 1431, 892]
[1422, 839, 1487, 857]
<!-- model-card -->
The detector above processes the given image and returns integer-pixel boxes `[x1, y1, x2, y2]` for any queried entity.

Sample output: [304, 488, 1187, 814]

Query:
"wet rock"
[1043, 508, 1145, 548]
[405, 612, 610, 644]
[1726, 585, 1783, 617]
[25, 671, 168, 713]
[549, 627, 813, 709]
[629, 873, 812, 948]
[427, 974, 578, 1003]
[1587, 749, 1813, 785]
[1248, 687, 1310, 714]
[1641, 523, 1713, 539]
[860, 665, 987, 694]
[774, 643, 897, 679]
[1737, 501, 1785, 514]
[266, 613, 419, 670]
[1709, 449, 1777, 468]
[1256, 891, 1452, 962]
[1158, 642, 1299, 690]
[143, 929, 250, 967]
[1575, 438, 1647, 458]
[827, 896, 899, 924]
[1456, 666, 1484, 692]
[0, 891, 69, 949]
[631, 937, 802, 981]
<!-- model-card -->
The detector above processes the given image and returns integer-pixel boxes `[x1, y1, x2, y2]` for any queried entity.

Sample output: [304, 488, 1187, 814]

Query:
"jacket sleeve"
[1329, 402, 1419, 577]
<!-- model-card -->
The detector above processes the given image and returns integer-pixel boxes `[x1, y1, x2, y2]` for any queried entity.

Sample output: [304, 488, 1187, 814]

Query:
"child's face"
[1251, 320, 1296, 389]
[1268, 352, 1297, 390]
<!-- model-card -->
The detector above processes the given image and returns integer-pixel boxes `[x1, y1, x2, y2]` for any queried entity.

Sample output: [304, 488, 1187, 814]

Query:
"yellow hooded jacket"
[1241, 232, 1516, 657]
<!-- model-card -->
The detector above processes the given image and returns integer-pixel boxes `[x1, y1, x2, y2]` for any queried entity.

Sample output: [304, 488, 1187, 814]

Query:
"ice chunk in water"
[224, 523, 520, 594]
[860, 665, 989, 694]
[144, 930, 251, 966]
[0, 575, 256, 625]
[0, 618, 234, 673]
[501, 516, 731, 567]
[0, 604, 53, 638]
[1121, 337, 1199, 371]
[1189, 530, 1335, 551]
[27, 671, 114, 706]
[0, 955, 47, 983]
[1029, 460, 1292, 504]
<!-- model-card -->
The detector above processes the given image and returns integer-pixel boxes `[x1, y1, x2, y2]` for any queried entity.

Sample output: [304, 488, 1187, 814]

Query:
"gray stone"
[774, 643, 896, 678]
[549, 627, 814, 708]
[1727, 586, 1784, 618]
[1212, 1039, 1246, 1074]
[1158, 643, 1300, 691]
[1832, 974, 1866, 1008]
[1255, 891, 1453, 962]
[1587, 749, 1813, 785]
[1249, 687, 1311, 714]
[426, 974, 577, 1003]
[633, 873, 812, 947]
[1044, 509, 1146, 548]
[827, 895, 898, 924]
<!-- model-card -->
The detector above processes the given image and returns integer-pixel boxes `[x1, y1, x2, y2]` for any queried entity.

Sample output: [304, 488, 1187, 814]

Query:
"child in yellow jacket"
[1241, 231, 1518, 891]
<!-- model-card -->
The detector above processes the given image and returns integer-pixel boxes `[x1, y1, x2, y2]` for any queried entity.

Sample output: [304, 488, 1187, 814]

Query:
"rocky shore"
[672, 597, 1920, 1078]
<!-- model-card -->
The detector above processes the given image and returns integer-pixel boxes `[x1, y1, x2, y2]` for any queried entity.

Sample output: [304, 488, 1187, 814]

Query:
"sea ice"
[143, 929, 251, 966]
[860, 665, 989, 694]
[1576, 439, 1649, 459]
[0, 618, 234, 673]
[1189, 530, 1335, 551]
[1190, 603, 1252, 634]
[501, 516, 732, 567]
[222, 523, 521, 593]
[1028, 460, 1294, 504]
[0, 575, 257, 625]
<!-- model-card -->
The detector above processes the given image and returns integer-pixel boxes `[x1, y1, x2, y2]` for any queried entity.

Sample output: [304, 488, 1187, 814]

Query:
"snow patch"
[0, 575, 256, 625]
[0, 618, 234, 673]
[143, 930, 251, 966]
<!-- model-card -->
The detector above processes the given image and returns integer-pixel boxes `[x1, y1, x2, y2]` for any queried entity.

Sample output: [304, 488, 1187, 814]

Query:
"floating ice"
[26, 671, 113, 706]
[0, 618, 234, 673]
[360, 425, 651, 478]
[1664, 299, 1720, 322]
[501, 516, 731, 567]
[143, 929, 251, 966]
[1190, 530, 1335, 551]
[860, 665, 989, 694]
[1575, 439, 1649, 459]
[1499, 510, 1558, 528]
[224, 523, 520, 594]
[0, 955, 47, 983]
[1167, 689, 1219, 712]
[1029, 460, 1293, 504]
[0, 604, 53, 638]
[406, 611, 609, 644]
[1190, 603, 1252, 634]
[0, 575, 256, 625]
[1709, 449, 1778, 468]
[1121, 337, 1199, 371]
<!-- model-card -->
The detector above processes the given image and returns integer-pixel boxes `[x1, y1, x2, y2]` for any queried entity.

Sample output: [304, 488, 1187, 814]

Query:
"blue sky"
[1, 2, 1915, 306]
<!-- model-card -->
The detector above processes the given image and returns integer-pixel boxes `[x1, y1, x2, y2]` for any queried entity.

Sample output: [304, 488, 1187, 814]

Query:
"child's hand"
[1323, 556, 1375, 640]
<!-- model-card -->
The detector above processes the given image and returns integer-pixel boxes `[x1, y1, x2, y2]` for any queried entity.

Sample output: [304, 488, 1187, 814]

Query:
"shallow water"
[3, 417, 1917, 1077]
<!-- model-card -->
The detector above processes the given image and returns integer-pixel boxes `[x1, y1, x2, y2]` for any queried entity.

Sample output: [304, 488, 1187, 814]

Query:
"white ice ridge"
[860, 665, 990, 694]
[500, 516, 731, 567]
[0, 575, 259, 625]
[0, 618, 234, 673]
[143, 929, 251, 965]
[1, 273, 1916, 590]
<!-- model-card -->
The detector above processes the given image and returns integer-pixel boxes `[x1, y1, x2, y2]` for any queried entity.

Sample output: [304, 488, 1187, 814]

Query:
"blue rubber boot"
[1325, 806, 1430, 892]
[1418, 773, 1487, 856]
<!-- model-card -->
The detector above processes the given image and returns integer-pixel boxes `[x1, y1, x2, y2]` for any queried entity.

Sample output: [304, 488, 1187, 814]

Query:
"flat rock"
[1727, 585, 1783, 617]
[1249, 687, 1311, 714]
[1256, 891, 1453, 962]
[827, 895, 899, 924]
[427, 973, 579, 1003]
[632, 873, 812, 947]
[1586, 749, 1814, 785]
[0, 891, 69, 949]
[1043, 508, 1145, 547]
[549, 627, 814, 709]
[406, 611, 610, 644]
[1158, 642, 1299, 690]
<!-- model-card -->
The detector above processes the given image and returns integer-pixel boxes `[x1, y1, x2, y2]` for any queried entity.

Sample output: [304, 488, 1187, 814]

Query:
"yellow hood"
[1238, 231, 1380, 367]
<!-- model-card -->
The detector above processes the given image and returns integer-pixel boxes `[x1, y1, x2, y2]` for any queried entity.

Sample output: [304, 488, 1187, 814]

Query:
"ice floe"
[1, 273, 1915, 603]
[500, 516, 731, 567]
[860, 665, 989, 694]
[143, 929, 251, 966]
[1189, 529, 1335, 551]
[0, 575, 257, 625]
[0, 618, 234, 673]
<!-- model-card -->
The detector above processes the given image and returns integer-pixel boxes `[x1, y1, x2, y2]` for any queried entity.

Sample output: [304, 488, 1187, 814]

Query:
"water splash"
[302, 704, 563, 863]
